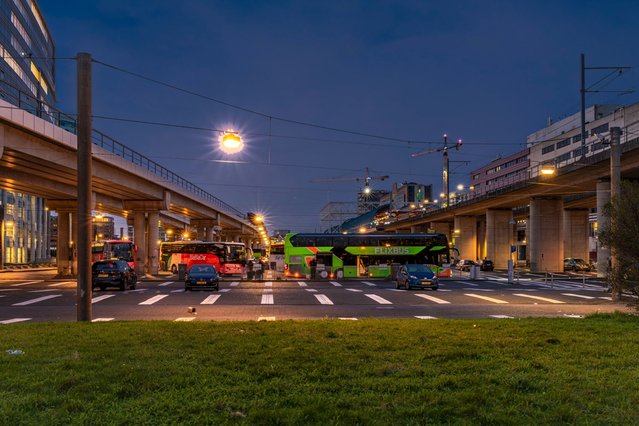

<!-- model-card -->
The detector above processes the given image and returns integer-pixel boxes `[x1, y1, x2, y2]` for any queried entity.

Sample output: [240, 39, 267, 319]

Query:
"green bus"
[284, 233, 450, 279]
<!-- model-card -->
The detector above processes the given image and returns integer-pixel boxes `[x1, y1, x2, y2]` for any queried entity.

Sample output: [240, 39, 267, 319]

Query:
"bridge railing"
[0, 79, 246, 220]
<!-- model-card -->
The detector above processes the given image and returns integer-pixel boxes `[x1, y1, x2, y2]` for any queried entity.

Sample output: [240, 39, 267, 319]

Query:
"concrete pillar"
[529, 197, 563, 272]
[57, 210, 71, 275]
[563, 209, 589, 261]
[148, 211, 159, 275]
[453, 216, 477, 261]
[476, 218, 487, 261]
[596, 180, 611, 278]
[486, 209, 512, 269]
[133, 211, 146, 276]
[206, 227, 215, 241]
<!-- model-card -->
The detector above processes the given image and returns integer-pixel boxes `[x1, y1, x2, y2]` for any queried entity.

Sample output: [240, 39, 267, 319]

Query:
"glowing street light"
[219, 130, 243, 154]
[540, 163, 556, 175]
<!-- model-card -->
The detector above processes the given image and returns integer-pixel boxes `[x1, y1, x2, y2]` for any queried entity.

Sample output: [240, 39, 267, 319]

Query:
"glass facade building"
[0, 0, 54, 265]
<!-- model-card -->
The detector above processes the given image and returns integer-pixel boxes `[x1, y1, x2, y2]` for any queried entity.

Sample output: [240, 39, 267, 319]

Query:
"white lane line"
[230, 281, 240, 287]
[138, 295, 169, 305]
[47, 281, 75, 287]
[458, 281, 478, 286]
[330, 281, 342, 287]
[10, 280, 43, 287]
[314, 294, 334, 305]
[365, 294, 392, 304]
[339, 317, 358, 320]
[263, 288, 273, 293]
[490, 315, 515, 319]
[561, 293, 595, 300]
[261, 294, 274, 304]
[29, 289, 58, 293]
[414, 294, 451, 304]
[464, 293, 509, 304]
[361, 281, 377, 287]
[201, 295, 221, 305]
[91, 318, 114, 322]
[158, 281, 174, 287]
[170, 289, 185, 293]
[92, 294, 115, 304]
[219, 288, 232, 293]
[1, 318, 31, 324]
[305, 289, 318, 293]
[463, 288, 494, 292]
[258, 316, 276, 321]
[297, 281, 307, 287]
[346, 288, 363, 292]
[174, 317, 196, 322]
[513, 293, 565, 304]
[599, 296, 613, 301]
[564, 314, 585, 318]
[415, 316, 437, 319]
[265, 281, 273, 287]
[12, 294, 62, 306]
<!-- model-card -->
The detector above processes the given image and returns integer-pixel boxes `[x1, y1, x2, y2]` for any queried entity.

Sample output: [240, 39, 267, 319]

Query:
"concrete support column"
[133, 211, 146, 276]
[148, 211, 159, 275]
[596, 180, 611, 277]
[453, 216, 477, 261]
[56, 210, 71, 275]
[206, 227, 215, 241]
[563, 209, 589, 261]
[529, 197, 563, 272]
[486, 209, 513, 269]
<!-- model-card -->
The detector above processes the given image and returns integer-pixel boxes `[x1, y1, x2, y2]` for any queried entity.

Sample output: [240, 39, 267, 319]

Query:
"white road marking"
[158, 281, 174, 287]
[458, 281, 478, 286]
[330, 281, 342, 287]
[138, 295, 169, 305]
[47, 281, 75, 287]
[361, 281, 377, 287]
[91, 318, 114, 322]
[464, 293, 509, 304]
[561, 293, 595, 300]
[305, 288, 318, 292]
[265, 281, 273, 287]
[599, 296, 613, 301]
[258, 316, 276, 321]
[261, 294, 274, 304]
[563, 314, 585, 318]
[490, 315, 514, 319]
[365, 294, 392, 304]
[201, 295, 221, 305]
[339, 317, 358, 320]
[314, 294, 334, 305]
[414, 294, 451, 304]
[12, 294, 62, 306]
[28, 289, 58, 293]
[10, 280, 43, 287]
[297, 281, 307, 287]
[170, 289, 185, 293]
[1, 318, 31, 324]
[415, 316, 437, 319]
[463, 288, 494, 292]
[513, 293, 565, 304]
[346, 288, 362, 292]
[219, 288, 232, 293]
[230, 281, 240, 287]
[174, 317, 196, 322]
[263, 288, 273, 293]
[92, 295, 115, 304]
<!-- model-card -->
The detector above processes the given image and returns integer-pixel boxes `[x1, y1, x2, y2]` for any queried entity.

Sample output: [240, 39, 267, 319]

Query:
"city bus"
[284, 233, 450, 279]
[269, 241, 285, 273]
[91, 240, 136, 269]
[159, 241, 247, 275]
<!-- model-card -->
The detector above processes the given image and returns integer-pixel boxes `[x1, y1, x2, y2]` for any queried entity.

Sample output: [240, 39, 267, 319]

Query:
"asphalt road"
[0, 270, 630, 323]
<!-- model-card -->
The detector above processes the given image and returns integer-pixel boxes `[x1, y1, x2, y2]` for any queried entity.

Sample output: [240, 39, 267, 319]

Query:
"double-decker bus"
[91, 240, 136, 269]
[159, 241, 247, 275]
[284, 233, 450, 279]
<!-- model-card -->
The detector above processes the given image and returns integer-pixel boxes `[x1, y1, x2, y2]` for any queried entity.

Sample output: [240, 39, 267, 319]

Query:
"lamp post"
[507, 218, 516, 283]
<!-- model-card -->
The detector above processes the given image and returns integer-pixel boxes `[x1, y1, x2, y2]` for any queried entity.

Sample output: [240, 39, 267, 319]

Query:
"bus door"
[315, 252, 333, 279]
[357, 256, 369, 277]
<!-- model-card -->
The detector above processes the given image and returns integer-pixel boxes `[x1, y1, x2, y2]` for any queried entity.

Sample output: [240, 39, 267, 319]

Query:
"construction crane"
[310, 167, 389, 194]
[411, 134, 462, 207]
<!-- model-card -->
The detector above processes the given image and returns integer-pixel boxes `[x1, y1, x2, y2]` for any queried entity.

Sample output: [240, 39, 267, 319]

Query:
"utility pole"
[77, 53, 92, 321]
[609, 126, 622, 301]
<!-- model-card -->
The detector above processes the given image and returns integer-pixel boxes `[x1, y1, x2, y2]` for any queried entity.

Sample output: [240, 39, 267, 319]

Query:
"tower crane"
[411, 134, 462, 207]
[310, 167, 389, 194]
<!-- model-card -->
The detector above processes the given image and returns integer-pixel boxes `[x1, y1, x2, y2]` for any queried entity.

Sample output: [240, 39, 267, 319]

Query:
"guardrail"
[0, 79, 246, 220]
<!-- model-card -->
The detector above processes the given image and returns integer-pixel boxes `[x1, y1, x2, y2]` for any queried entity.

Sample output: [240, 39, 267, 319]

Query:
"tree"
[597, 180, 639, 306]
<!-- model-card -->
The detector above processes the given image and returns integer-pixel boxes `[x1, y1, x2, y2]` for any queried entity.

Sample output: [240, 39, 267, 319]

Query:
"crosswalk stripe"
[138, 295, 168, 305]
[330, 281, 342, 287]
[158, 281, 174, 287]
[92, 318, 114, 322]
[12, 294, 62, 306]
[561, 293, 595, 300]
[265, 281, 273, 287]
[297, 281, 307, 287]
[464, 293, 509, 304]
[1, 318, 31, 324]
[92, 295, 115, 304]
[47, 281, 75, 287]
[174, 317, 195, 322]
[314, 294, 334, 305]
[361, 281, 376, 287]
[339, 317, 358, 320]
[201, 295, 221, 304]
[365, 294, 392, 304]
[490, 315, 514, 319]
[415, 316, 437, 319]
[414, 294, 451, 304]
[261, 294, 274, 304]
[346, 288, 362, 292]
[230, 281, 240, 287]
[513, 293, 564, 304]
[305, 289, 318, 292]
[10, 280, 43, 287]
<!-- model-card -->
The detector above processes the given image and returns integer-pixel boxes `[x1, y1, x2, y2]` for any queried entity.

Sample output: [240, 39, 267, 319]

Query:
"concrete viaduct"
[0, 99, 260, 276]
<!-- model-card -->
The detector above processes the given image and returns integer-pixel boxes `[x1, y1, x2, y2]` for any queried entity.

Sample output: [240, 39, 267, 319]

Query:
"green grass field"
[2, 313, 638, 425]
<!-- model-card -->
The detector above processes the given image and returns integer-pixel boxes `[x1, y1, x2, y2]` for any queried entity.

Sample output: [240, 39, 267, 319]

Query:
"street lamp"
[219, 130, 243, 154]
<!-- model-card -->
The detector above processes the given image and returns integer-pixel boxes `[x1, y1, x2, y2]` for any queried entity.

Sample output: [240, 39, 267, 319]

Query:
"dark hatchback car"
[92, 260, 137, 291]
[479, 259, 494, 271]
[185, 264, 219, 291]
[395, 264, 439, 290]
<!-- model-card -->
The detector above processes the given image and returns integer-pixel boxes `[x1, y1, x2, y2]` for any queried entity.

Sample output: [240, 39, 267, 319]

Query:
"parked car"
[92, 259, 137, 291]
[456, 259, 477, 272]
[564, 258, 592, 272]
[185, 264, 219, 291]
[479, 259, 494, 271]
[395, 264, 439, 290]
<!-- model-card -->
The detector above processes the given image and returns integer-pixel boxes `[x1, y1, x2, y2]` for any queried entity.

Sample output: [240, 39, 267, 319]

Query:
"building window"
[556, 138, 571, 149]
[542, 144, 555, 155]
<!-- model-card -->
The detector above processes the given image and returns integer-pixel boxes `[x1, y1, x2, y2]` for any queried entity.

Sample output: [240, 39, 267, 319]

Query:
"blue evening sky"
[38, 0, 639, 232]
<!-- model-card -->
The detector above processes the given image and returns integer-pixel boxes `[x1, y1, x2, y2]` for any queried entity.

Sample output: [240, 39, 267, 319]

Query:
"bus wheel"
[171, 265, 177, 274]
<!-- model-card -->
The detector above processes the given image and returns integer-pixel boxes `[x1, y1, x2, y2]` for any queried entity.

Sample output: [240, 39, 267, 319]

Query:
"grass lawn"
[1, 313, 639, 425]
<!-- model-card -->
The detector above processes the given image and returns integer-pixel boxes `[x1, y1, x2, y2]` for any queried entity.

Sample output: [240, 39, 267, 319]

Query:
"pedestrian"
[247, 259, 254, 281]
